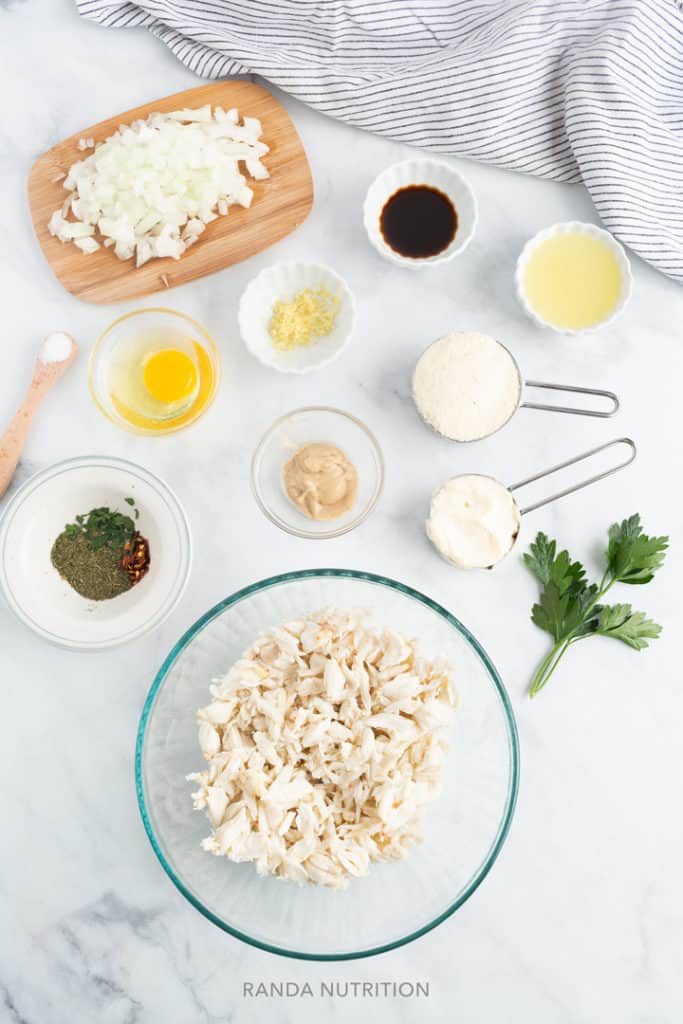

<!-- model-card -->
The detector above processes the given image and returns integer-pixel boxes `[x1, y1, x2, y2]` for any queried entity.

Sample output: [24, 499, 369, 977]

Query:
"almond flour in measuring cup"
[413, 332, 521, 441]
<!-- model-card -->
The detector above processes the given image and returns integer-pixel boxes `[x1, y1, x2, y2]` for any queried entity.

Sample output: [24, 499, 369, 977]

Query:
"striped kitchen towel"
[77, 0, 683, 283]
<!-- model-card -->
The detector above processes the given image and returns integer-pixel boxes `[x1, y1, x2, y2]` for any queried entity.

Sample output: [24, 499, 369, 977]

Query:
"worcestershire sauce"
[380, 186, 457, 258]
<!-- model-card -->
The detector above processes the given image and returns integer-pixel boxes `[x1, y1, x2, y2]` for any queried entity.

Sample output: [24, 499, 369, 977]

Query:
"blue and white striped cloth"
[78, 0, 683, 283]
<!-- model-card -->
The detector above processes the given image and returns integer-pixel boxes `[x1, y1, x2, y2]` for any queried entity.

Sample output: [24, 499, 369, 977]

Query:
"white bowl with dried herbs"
[0, 455, 191, 650]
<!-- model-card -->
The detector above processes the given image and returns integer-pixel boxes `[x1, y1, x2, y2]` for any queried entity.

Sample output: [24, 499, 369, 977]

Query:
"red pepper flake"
[119, 532, 151, 586]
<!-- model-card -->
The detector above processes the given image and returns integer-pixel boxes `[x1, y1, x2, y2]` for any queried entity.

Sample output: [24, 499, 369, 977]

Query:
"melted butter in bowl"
[283, 443, 358, 521]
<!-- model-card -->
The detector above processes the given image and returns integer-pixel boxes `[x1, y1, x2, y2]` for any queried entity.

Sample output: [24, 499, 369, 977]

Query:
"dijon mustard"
[283, 443, 358, 521]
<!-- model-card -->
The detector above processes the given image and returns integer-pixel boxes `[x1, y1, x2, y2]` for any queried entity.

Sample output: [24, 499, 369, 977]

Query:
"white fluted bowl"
[515, 221, 633, 335]
[363, 159, 477, 267]
[238, 262, 355, 373]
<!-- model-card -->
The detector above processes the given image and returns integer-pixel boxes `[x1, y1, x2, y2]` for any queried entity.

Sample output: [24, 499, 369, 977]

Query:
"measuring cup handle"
[521, 381, 619, 418]
[509, 438, 636, 515]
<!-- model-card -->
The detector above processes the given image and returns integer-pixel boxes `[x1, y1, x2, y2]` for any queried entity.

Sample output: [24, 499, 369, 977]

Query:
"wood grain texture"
[0, 337, 77, 497]
[28, 82, 314, 305]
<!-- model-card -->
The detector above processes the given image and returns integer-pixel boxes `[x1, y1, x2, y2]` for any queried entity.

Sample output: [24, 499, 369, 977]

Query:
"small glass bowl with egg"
[88, 308, 220, 435]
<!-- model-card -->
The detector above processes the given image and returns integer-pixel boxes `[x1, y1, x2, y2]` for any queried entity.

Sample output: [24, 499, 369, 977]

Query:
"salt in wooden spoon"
[0, 332, 77, 498]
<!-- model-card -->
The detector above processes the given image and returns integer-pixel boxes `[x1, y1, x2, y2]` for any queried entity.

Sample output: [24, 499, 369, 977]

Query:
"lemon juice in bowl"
[516, 222, 632, 333]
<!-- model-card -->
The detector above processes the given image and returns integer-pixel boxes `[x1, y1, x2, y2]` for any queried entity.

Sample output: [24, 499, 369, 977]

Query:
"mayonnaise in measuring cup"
[427, 474, 520, 569]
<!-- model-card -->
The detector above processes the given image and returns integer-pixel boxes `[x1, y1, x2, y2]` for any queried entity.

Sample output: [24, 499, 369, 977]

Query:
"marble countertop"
[2, 2, 683, 1021]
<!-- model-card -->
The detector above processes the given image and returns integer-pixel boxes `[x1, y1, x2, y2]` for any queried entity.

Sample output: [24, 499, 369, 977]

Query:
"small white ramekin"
[515, 221, 633, 335]
[362, 158, 477, 267]
[238, 262, 355, 374]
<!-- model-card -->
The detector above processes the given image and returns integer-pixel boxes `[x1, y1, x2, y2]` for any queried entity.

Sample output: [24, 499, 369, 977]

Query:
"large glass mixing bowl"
[136, 570, 518, 960]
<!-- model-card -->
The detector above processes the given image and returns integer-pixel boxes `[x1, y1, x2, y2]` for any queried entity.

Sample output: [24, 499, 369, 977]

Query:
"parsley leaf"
[607, 514, 668, 584]
[530, 580, 598, 643]
[594, 604, 662, 650]
[524, 534, 586, 594]
[523, 533, 556, 585]
[524, 514, 667, 698]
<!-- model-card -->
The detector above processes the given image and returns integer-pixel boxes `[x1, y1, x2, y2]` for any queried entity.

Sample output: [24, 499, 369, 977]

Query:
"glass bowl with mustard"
[251, 407, 384, 539]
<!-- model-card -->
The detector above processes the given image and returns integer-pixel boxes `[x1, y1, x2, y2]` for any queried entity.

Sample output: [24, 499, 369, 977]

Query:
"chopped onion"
[48, 106, 269, 267]
[74, 237, 101, 254]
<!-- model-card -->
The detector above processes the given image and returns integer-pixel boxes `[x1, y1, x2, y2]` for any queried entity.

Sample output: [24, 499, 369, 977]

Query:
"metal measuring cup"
[413, 333, 619, 442]
[427, 437, 637, 569]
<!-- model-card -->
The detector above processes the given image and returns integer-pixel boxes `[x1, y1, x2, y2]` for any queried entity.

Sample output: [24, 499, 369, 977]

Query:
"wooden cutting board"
[28, 82, 314, 304]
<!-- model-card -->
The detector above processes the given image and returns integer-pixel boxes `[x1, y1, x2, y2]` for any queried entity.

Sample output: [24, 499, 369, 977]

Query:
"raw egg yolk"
[143, 349, 198, 404]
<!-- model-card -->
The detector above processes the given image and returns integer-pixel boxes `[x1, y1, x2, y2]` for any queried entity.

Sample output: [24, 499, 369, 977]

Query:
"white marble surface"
[2, 2, 683, 1021]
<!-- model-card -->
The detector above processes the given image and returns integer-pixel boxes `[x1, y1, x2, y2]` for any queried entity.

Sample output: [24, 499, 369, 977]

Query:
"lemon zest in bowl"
[268, 287, 340, 351]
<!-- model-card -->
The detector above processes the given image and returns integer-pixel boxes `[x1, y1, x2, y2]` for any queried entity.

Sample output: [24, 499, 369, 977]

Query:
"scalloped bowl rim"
[237, 262, 356, 374]
[514, 221, 633, 335]
[135, 568, 520, 961]
[362, 158, 478, 267]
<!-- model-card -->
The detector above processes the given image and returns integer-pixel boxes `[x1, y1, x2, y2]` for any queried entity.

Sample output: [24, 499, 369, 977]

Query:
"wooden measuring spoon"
[0, 332, 77, 498]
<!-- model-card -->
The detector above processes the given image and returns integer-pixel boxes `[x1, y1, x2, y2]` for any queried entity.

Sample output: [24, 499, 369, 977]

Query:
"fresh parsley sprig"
[523, 515, 668, 698]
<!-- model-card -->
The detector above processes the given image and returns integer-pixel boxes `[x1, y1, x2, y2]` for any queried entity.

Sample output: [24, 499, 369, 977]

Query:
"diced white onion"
[74, 237, 101, 254]
[48, 107, 269, 267]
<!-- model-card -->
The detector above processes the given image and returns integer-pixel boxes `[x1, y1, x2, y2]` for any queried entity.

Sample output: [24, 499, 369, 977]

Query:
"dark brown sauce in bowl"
[380, 185, 458, 259]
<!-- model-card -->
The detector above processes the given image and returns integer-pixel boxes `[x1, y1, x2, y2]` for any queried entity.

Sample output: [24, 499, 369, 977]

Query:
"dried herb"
[51, 531, 132, 600]
[51, 500, 151, 601]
